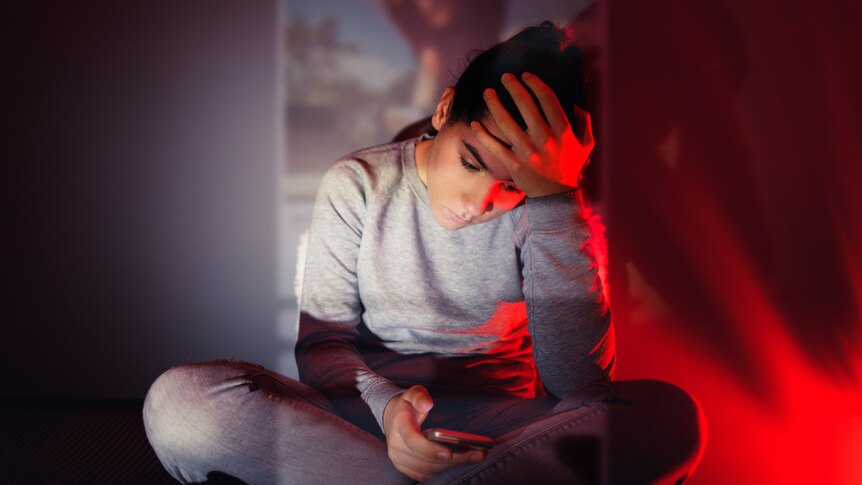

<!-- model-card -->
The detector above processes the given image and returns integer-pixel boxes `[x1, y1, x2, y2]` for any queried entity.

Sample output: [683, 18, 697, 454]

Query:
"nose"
[462, 182, 500, 218]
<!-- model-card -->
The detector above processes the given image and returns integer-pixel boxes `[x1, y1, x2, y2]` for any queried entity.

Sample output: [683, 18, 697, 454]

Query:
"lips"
[447, 208, 470, 225]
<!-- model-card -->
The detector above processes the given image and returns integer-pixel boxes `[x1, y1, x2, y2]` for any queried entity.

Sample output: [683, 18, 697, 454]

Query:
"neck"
[414, 138, 431, 187]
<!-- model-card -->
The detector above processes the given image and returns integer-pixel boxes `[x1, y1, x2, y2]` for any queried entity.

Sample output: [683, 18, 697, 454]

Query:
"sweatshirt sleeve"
[514, 190, 616, 399]
[295, 159, 405, 434]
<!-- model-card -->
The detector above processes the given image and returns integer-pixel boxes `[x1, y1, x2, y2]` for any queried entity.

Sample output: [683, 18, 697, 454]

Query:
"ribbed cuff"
[361, 377, 407, 434]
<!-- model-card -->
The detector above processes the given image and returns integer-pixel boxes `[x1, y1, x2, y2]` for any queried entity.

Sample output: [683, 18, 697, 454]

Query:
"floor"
[0, 398, 176, 484]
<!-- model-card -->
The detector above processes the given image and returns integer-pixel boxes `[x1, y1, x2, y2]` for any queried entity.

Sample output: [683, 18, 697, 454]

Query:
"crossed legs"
[144, 360, 705, 484]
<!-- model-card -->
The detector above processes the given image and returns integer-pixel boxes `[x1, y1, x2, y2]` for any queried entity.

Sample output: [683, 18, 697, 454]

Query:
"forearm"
[518, 191, 615, 398]
[297, 159, 405, 431]
[296, 314, 405, 431]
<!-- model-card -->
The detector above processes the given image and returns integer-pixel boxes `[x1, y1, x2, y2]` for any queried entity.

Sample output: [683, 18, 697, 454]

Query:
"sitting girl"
[144, 21, 706, 484]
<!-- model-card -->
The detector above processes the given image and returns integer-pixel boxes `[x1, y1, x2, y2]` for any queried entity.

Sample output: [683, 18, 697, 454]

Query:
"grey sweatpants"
[143, 360, 705, 484]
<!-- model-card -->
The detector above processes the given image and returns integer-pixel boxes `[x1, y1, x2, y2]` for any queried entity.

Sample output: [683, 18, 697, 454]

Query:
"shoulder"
[318, 140, 409, 201]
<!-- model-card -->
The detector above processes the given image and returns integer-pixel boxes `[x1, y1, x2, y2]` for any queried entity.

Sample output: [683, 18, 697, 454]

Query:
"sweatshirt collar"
[402, 133, 434, 207]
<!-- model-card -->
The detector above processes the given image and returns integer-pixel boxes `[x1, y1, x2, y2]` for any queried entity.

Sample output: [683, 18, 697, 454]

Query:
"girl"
[145, 22, 705, 484]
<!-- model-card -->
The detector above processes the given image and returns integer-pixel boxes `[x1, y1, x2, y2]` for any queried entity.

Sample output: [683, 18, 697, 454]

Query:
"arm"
[515, 191, 615, 398]
[295, 159, 404, 432]
[298, 158, 485, 478]
[473, 72, 615, 397]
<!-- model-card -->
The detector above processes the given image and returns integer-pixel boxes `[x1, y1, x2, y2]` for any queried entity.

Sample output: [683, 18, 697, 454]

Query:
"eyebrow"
[463, 141, 514, 181]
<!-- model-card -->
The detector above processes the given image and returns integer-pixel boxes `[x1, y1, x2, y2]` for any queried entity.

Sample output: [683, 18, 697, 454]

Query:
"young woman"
[144, 22, 706, 484]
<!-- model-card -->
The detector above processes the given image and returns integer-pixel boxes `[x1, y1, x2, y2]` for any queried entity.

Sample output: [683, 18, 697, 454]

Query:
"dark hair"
[448, 21, 587, 131]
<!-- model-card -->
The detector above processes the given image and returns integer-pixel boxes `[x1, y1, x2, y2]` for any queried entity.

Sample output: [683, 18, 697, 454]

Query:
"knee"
[609, 380, 707, 484]
[143, 365, 204, 461]
[645, 380, 707, 463]
[143, 361, 253, 473]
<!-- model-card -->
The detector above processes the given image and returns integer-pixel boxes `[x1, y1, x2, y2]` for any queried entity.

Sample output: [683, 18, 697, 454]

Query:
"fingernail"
[483, 88, 495, 99]
[501, 72, 515, 82]
[438, 451, 451, 460]
[470, 121, 479, 130]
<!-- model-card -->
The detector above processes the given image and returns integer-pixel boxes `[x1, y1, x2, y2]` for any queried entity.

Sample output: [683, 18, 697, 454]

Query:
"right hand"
[471, 72, 595, 198]
[383, 385, 486, 481]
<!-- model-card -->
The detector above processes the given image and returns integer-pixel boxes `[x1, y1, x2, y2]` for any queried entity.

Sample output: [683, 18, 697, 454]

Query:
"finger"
[571, 104, 595, 147]
[483, 87, 535, 159]
[471, 120, 519, 173]
[402, 385, 433, 413]
[471, 120, 540, 191]
[390, 403, 453, 461]
[499, 72, 552, 140]
[401, 385, 433, 424]
[449, 449, 486, 465]
[520, 72, 570, 136]
[400, 425, 454, 461]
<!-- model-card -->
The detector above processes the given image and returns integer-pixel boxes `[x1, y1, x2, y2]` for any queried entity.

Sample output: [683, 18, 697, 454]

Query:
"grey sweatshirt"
[296, 137, 614, 434]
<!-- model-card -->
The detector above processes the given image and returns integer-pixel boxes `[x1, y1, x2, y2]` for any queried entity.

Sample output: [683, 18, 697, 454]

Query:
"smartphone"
[423, 428, 495, 451]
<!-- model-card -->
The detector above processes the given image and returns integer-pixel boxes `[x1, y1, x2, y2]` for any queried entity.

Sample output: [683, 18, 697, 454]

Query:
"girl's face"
[416, 88, 526, 231]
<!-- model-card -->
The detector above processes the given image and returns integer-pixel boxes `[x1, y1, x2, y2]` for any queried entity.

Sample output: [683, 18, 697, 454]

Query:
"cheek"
[494, 189, 526, 211]
[429, 166, 464, 202]
[475, 185, 525, 223]
[482, 183, 524, 212]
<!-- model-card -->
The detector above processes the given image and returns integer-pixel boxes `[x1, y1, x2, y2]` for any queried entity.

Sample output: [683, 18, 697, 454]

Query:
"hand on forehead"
[467, 116, 515, 181]
[469, 72, 594, 198]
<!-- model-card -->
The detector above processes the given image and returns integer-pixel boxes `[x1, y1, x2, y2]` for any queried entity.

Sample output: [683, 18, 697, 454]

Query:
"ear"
[431, 87, 455, 131]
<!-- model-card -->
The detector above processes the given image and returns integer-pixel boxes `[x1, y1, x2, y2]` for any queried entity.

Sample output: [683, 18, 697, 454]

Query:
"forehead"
[479, 115, 510, 147]
[454, 116, 513, 181]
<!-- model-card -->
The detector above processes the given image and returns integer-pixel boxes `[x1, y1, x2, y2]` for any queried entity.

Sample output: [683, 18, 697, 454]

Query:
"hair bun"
[510, 21, 560, 45]
[449, 20, 588, 140]
[562, 40, 584, 67]
[511, 21, 582, 64]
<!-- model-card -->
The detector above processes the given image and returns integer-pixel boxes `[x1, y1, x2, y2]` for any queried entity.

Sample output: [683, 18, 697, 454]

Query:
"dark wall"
[605, 1, 862, 482]
[2, 1, 282, 399]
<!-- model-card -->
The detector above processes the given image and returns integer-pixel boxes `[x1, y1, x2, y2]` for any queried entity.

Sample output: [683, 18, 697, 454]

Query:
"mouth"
[447, 208, 470, 226]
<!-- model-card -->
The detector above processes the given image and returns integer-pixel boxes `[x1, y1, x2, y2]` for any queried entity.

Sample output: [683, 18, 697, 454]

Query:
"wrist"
[382, 392, 404, 435]
[527, 181, 578, 198]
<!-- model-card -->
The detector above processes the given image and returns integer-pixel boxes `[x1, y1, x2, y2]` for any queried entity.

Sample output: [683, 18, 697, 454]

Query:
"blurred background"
[3, 0, 860, 483]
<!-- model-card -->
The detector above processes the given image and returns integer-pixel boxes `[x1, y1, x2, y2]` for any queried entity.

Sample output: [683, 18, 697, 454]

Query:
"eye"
[501, 183, 521, 193]
[461, 157, 481, 172]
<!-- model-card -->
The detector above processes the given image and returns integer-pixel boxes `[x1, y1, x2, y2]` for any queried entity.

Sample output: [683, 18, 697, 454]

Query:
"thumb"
[403, 385, 434, 424]
[571, 104, 595, 146]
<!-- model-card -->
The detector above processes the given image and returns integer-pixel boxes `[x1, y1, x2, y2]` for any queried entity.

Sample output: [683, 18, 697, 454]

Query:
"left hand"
[382, 385, 484, 482]
[471, 72, 594, 198]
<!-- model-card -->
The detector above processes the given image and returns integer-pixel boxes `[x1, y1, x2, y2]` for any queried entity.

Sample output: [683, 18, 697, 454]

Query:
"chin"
[438, 219, 463, 231]
[432, 211, 463, 231]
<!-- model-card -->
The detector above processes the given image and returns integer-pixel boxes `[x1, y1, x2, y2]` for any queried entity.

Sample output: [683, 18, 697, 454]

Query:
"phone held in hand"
[423, 428, 495, 451]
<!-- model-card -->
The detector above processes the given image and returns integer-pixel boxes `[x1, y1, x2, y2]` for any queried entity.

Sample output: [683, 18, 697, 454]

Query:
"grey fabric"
[143, 360, 409, 485]
[296, 136, 614, 433]
[142, 137, 706, 484]
[143, 361, 706, 484]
